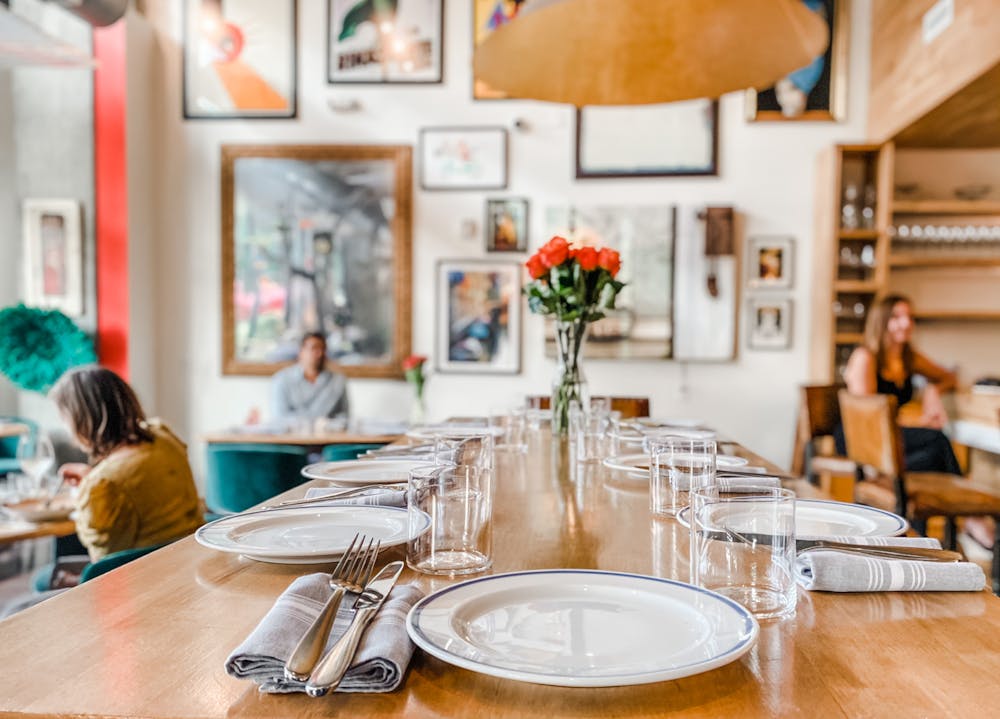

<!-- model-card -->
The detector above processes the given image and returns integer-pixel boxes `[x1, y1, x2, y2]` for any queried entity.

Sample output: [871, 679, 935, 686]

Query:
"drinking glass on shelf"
[17, 432, 55, 496]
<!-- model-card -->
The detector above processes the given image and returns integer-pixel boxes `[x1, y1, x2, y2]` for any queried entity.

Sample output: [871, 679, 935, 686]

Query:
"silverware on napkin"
[795, 539, 963, 562]
[305, 560, 405, 697]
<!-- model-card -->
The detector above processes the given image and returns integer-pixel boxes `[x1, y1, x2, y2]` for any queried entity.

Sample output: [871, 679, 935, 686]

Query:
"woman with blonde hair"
[51, 366, 202, 562]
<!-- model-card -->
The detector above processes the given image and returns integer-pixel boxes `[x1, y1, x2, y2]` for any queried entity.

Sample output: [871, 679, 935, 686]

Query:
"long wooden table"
[2, 435, 1000, 717]
[202, 430, 402, 446]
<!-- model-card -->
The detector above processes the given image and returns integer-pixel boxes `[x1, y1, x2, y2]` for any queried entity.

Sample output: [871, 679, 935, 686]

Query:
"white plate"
[677, 498, 908, 540]
[301, 459, 433, 485]
[405, 425, 505, 441]
[602, 453, 749, 475]
[195, 505, 430, 563]
[406, 569, 758, 687]
[1, 498, 74, 522]
[633, 417, 705, 429]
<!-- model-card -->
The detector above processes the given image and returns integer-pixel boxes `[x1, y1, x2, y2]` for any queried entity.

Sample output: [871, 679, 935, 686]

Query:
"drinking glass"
[488, 408, 527, 453]
[433, 430, 494, 470]
[17, 432, 55, 495]
[649, 437, 716, 517]
[524, 396, 551, 432]
[407, 464, 493, 576]
[574, 411, 607, 463]
[689, 486, 797, 619]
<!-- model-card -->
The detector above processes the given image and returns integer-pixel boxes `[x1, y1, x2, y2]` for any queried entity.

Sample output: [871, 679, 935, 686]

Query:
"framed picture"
[21, 199, 84, 318]
[221, 144, 412, 378]
[436, 259, 521, 374]
[485, 198, 529, 253]
[472, 0, 525, 99]
[747, 298, 792, 350]
[544, 205, 675, 360]
[576, 100, 719, 178]
[327, 0, 443, 84]
[182, 0, 297, 119]
[745, 0, 847, 121]
[419, 127, 508, 190]
[746, 236, 794, 289]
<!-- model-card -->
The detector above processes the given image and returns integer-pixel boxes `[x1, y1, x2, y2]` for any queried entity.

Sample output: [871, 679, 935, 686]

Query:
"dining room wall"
[132, 0, 873, 480]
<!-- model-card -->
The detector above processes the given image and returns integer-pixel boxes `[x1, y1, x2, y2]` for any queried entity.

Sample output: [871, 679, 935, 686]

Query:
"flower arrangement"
[403, 354, 428, 424]
[522, 236, 625, 434]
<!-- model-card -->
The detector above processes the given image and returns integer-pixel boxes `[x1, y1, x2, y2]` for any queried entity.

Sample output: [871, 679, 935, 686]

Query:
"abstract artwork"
[21, 199, 84, 318]
[485, 198, 528, 253]
[221, 145, 413, 378]
[419, 127, 508, 190]
[544, 206, 674, 360]
[327, 0, 443, 83]
[183, 0, 297, 119]
[436, 260, 521, 374]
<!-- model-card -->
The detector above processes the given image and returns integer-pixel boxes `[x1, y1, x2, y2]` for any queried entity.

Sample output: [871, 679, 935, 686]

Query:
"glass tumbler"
[649, 437, 716, 517]
[433, 430, 494, 470]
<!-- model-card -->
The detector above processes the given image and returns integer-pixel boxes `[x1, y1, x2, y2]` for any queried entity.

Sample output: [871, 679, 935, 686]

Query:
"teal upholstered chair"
[80, 542, 169, 582]
[321, 443, 388, 462]
[204, 443, 311, 514]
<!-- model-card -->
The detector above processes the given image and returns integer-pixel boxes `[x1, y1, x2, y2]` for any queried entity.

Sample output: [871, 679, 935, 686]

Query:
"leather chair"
[791, 385, 855, 485]
[204, 443, 311, 514]
[838, 390, 1000, 592]
[526, 395, 651, 419]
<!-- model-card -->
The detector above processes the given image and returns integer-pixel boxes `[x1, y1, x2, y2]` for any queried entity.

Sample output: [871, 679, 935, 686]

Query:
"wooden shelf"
[893, 200, 1000, 215]
[838, 229, 879, 240]
[834, 280, 879, 292]
[912, 310, 1000, 321]
[889, 253, 1000, 267]
[834, 332, 864, 344]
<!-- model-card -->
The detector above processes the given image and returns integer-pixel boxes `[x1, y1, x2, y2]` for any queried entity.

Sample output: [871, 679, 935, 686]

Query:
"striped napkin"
[226, 575, 423, 693]
[303, 487, 406, 508]
[796, 536, 986, 592]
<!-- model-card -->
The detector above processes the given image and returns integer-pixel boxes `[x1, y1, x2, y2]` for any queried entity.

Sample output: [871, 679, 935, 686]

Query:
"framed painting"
[436, 259, 521, 374]
[747, 298, 793, 350]
[746, 236, 794, 290]
[544, 206, 675, 360]
[745, 0, 847, 121]
[21, 199, 84, 318]
[485, 198, 529, 253]
[419, 127, 508, 190]
[472, 0, 526, 99]
[576, 100, 719, 178]
[221, 145, 412, 378]
[182, 0, 297, 119]
[327, 0, 443, 84]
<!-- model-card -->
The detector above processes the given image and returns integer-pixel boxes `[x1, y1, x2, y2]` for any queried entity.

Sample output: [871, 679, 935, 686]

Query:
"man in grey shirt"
[271, 333, 349, 422]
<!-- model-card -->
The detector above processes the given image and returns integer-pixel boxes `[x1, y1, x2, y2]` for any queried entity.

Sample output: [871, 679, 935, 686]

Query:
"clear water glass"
[575, 411, 607, 463]
[17, 432, 55, 487]
[433, 430, 494, 469]
[649, 437, 716, 517]
[488, 408, 527, 453]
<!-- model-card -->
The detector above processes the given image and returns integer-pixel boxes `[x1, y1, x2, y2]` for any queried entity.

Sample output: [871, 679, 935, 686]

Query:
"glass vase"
[551, 319, 589, 436]
[409, 389, 426, 426]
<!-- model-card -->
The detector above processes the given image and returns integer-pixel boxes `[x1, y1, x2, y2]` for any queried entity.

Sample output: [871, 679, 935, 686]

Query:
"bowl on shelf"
[953, 184, 991, 201]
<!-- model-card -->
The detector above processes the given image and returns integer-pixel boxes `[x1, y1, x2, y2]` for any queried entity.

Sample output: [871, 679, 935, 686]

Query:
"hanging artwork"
[745, 0, 847, 121]
[485, 198, 529, 253]
[21, 199, 84, 318]
[436, 259, 521, 374]
[747, 298, 793, 350]
[747, 236, 794, 290]
[327, 0, 443, 83]
[221, 144, 413, 378]
[183, 0, 297, 119]
[419, 127, 508, 190]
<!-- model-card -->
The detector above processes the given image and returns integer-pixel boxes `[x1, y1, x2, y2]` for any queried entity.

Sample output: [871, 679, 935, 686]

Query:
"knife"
[304, 560, 405, 697]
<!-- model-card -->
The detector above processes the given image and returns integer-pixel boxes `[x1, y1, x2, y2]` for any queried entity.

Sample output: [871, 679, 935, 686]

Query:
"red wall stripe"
[93, 21, 129, 379]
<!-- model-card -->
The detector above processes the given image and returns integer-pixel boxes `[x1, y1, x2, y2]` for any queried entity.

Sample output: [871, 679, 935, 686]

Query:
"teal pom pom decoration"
[0, 304, 97, 393]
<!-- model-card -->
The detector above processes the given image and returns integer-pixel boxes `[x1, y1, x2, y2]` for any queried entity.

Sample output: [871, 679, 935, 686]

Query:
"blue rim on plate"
[406, 568, 759, 687]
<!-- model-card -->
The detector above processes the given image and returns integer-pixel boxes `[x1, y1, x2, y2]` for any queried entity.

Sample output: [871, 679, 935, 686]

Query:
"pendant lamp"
[473, 0, 829, 106]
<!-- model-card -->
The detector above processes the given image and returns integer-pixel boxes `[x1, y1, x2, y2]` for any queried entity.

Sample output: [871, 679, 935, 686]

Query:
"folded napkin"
[226, 575, 423, 693]
[717, 476, 781, 492]
[303, 487, 406, 509]
[796, 536, 986, 593]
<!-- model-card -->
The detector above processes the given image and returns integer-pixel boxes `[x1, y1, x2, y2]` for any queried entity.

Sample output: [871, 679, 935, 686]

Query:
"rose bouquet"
[523, 236, 624, 434]
[402, 354, 427, 424]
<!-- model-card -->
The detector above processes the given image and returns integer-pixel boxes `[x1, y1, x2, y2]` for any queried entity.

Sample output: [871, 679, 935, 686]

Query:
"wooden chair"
[838, 390, 1000, 592]
[526, 395, 650, 419]
[791, 384, 855, 484]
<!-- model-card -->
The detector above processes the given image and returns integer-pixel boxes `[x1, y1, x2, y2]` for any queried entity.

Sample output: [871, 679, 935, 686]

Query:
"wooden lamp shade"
[473, 0, 830, 107]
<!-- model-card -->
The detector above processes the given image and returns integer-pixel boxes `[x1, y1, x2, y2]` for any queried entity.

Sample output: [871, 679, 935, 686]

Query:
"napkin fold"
[226, 574, 423, 693]
[795, 536, 986, 592]
[303, 486, 407, 509]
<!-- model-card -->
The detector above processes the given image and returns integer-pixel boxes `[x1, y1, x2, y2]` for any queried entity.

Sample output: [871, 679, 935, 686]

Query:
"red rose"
[539, 236, 569, 267]
[525, 254, 547, 279]
[402, 355, 427, 371]
[576, 246, 599, 271]
[597, 248, 621, 277]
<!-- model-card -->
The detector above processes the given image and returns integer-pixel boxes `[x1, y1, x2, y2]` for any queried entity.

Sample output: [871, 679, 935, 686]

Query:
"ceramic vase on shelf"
[551, 319, 589, 436]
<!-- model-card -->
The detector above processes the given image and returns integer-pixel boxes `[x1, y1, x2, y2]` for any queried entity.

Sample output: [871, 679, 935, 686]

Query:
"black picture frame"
[182, 0, 298, 120]
[419, 127, 509, 191]
[485, 198, 529, 253]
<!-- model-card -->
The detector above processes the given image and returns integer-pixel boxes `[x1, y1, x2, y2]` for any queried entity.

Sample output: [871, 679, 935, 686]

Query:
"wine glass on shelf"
[16, 432, 55, 498]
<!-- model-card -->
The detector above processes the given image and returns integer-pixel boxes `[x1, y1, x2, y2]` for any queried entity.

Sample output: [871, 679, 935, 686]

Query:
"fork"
[284, 534, 381, 682]
[264, 485, 405, 510]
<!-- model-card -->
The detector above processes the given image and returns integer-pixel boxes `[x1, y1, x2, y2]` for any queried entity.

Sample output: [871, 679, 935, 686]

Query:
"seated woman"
[270, 332, 349, 424]
[52, 366, 203, 564]
[841, 294, 960, 474]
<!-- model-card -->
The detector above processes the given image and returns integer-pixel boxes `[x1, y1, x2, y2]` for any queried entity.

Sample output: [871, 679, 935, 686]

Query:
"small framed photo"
[747, 236, 794, 290]
[436, 259, 521, 374]
[747, 298, 792, 350]
[21, 199, 84, 318]
[327, 0, 444, 84]
[419, 127, 508, 190]
[182, 0, 297, 119]
[485, 198, 529, 253]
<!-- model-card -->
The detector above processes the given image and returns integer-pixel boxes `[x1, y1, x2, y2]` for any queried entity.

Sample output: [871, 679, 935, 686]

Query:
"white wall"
[137, 0, 873, 480]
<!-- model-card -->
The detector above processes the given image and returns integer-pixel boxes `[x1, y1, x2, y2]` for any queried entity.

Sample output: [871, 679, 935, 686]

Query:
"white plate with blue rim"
[406, 569, 758, 687]
[195, 505, 430, 564]
[676, 498, 908, 541]
[602, 453, 751, 476]
[301, 459, 434, 485]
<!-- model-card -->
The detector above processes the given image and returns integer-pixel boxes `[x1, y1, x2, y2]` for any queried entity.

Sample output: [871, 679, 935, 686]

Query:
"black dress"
[836, 372, 961, 475]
